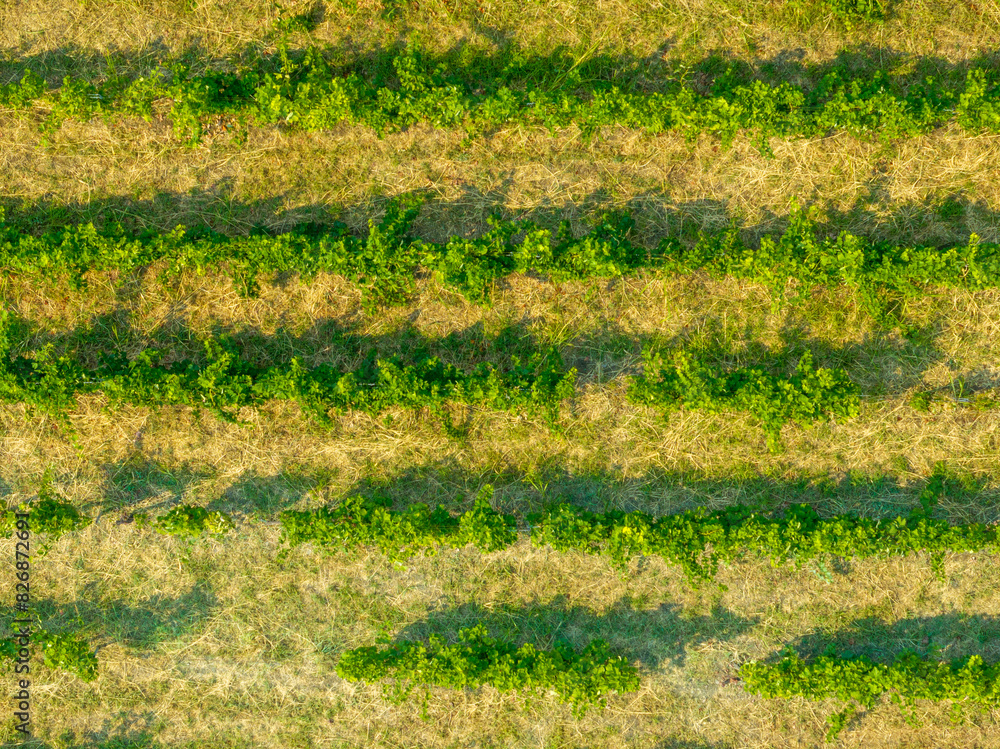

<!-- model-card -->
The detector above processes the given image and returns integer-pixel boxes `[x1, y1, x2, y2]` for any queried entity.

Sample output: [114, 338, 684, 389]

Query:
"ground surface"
[1, 1, 1000, 747]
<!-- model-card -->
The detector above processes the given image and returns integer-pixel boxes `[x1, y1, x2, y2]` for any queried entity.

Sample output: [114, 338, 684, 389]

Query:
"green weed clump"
[822, 0, 889, 26]
[154, 505, 234, 537]
[336, 624, 639, 715]
[0, 468, 92, 545]
[0, 628, 98, 683]
[34, 630, 99, 682]
[740, 649, 1000, 741]
[628, 348, 861, 452]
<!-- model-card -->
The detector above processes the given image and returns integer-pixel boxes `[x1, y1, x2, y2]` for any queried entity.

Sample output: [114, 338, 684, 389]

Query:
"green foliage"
[25, 497, 92, 538]
[822, 0, 888, 26]
[0, 319, 576, 430]
[34, 630, 99, 682]
[628, 347, 860, 451]
[154, 505, 234, 537]
[5, 201, 996, 328]
[280, 494, 460, 560]
[0, 70, 46, 109]
[5, 45, 1000, 148]
[335, 624, 639, 715]
[456, 485, 518, 552]
[740, 648, 1000, 737]
[282, 479, 998, 583]
[824, 706, 858, 743]
[0, 627, 98, 682]
[279, 485, 516, 559]
[0, 467, 93, 541]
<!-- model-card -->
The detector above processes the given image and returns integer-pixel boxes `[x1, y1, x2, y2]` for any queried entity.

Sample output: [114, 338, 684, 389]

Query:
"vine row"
[5, 199, 998, 325]
[739, 648, 1000, 740]
[2, 43, 1000, 147]
[335, 624, 639, 716]
[12, 472, 994, 585]
[279, 477, 996, 583]
[627, 349, 861, 452]
[0, 315, 576, 431]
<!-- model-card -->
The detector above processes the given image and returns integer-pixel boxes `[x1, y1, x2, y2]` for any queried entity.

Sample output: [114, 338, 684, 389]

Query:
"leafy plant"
[0, 468, 92, 545]
[740, 648, 1000, 740]
[0, 319, 577, 432]
[0, 627, 98, 682]
[34, 630, 99, 682]
[279, 487, 516, 559]
[154, 505, 234, 537]
[336, 624, 639, 715]
[4, 44, 1000, 149]
[823, 0, 888, 26]
[628, 348, 861, 451]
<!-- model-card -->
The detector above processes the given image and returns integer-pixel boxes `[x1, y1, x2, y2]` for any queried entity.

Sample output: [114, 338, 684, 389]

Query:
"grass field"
[2, 1, 1000, 747]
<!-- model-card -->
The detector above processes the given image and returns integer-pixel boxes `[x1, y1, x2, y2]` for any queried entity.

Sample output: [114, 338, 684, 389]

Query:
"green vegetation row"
[335, 623, 639, 716]
[0, 628, 98, 683]
[279, 477, 996, 584]
[0, 312, 576, 431]
[12, 466, 993, 583]
[6, 198, 1000, 328]
[0, 196, 652, 310]
[2, 495, 232, 545]
[628, 349, 860, 452]
[739, 649, 1000, 741]
[0, 471, 230, 550]
[0, 299, 864, 446]
[6, 306, 986, 447]
[3, 42, 1000, 147]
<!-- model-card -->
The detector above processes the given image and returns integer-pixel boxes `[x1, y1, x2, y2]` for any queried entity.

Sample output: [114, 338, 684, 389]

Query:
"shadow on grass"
[771, 612, 1000, 665]
[1, 180, 998, 249]
[23, 579, 218, 650]
[97, 455, 213, 513]
[3, 38, 1000, 110]
[392, 595, 756, 670]
[42, 710, 164, 748]
[335, 454, 999, 526]
[208, 466, 337, 516]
